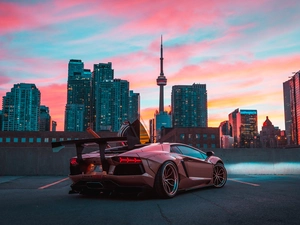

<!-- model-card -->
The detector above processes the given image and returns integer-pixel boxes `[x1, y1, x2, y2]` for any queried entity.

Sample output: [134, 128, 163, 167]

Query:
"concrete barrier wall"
[1, 147, 300, 176]
[211, 148, 300, 174]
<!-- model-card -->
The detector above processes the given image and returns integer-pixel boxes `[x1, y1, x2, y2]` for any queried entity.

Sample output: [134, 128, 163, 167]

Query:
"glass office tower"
[171, 83, 207, 128]
[283, 71, 300, 145]
[65, 59, 92, 131]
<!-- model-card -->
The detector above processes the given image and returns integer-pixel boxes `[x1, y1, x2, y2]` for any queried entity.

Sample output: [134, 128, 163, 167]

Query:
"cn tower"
[156, 35, 167, 113]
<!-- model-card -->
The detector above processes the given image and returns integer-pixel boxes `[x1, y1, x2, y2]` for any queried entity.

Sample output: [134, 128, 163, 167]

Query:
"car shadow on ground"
[72, 185, 216, 201]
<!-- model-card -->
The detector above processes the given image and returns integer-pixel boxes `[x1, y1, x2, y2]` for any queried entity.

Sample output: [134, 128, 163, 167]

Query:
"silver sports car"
[52, 122, 227, 198]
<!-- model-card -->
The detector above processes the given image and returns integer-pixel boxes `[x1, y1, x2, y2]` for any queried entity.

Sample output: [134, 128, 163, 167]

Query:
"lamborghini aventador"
[52, 122, 227, 198]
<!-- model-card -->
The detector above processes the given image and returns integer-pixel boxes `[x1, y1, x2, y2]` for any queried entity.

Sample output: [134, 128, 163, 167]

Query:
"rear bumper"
[69, 173, 154, 194]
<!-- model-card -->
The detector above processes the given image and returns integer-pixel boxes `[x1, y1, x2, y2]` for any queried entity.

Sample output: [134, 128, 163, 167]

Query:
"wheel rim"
[162, 163, 179, 196]
[213, 165, 226, 187]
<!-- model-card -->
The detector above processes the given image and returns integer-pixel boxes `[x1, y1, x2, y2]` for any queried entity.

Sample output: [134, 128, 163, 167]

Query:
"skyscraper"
[95, 79, 129, 132]
[128, 90, 140, 123]
[171, 83, 207, 128]
[39, 105, 51, 131]
[65, 59, 92, 131]
[91, 62, 114, 130]
[65, 104, 84, 131]
[283, 80, 292, 145]
[228, 108, 258, 147]
[65, 60, 138, 132]
[91, 62, 134, 132]
[283, 70, 300, 145]
[2, 83, 41, 131]
[155, 36, 171, 141]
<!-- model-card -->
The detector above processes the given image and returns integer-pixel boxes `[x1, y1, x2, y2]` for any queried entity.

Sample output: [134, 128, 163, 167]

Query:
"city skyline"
[1, 0, 300, 131]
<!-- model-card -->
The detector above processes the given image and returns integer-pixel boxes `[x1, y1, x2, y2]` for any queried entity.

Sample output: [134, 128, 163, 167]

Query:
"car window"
[170, 146, 181, 154]
[175, 145, 207, 159]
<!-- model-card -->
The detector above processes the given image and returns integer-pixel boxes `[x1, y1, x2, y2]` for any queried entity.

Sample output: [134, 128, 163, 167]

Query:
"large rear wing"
[51, 137, 127, 153]
[52, 137, 127, 172]
[51, 121, 144, 172]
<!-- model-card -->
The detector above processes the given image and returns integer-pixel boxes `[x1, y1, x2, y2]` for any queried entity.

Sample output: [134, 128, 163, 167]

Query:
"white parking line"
[228, 178, 260, 187]
[38, 177, 69, 189]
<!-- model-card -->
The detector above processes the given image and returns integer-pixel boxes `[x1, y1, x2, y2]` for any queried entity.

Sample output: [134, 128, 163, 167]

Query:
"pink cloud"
[0, 75, 10, 86]
[169, 54, 300, 87]
[0, 0, 99, 35]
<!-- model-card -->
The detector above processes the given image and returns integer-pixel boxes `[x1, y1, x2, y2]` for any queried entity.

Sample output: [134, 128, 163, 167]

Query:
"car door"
[172, 144, 213, 181]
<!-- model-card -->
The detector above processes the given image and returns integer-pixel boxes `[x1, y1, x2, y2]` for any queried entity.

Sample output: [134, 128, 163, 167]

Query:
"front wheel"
[154, 161, 179, 198]
[213, 163, 227, 188]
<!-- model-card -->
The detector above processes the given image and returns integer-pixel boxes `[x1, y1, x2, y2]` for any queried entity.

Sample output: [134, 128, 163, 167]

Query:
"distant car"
[52, 122, 227, 198]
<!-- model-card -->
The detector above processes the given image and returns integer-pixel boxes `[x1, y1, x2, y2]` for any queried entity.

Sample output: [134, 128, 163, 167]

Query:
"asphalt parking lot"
[0, 175, 300, 225]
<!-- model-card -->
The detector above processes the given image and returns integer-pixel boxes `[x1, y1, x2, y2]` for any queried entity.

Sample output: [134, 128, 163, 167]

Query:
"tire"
[213, 163, 227, 188]
[154, 161, 179, 198]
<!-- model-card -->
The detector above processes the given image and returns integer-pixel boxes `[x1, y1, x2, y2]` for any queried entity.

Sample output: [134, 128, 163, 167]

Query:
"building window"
[211, 144, 216, 148]
[44, 138, 49, 143]
[196, 144, 201, 148]
[188, 134, 192, 139]
[0, 138, 2, 142]
[6, 138, 10, 143]
[21, 138, 26, 143]
[203, 144, 208, 148]
[14, 138, 18, 143]
[211, 134, 215, 139]
[203, 134, 207, 140]
[36, 138, 41, 143]
[196, 134, 200, 139]
[180, 134, 185, 140]
[60, 138, 64, 141]
[52, 138, 56, 142]
[29, 138, 34, 143]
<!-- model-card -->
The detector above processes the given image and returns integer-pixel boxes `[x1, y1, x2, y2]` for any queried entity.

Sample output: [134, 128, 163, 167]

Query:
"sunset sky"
[1, 0, 300, 132]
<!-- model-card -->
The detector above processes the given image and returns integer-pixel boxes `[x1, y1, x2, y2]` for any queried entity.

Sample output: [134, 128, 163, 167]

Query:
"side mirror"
[206, 151, 214, 157]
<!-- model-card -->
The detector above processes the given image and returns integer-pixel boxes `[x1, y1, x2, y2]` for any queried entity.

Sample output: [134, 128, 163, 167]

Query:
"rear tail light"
[70, 158, 78, 166]
[113, 156, 142, 164]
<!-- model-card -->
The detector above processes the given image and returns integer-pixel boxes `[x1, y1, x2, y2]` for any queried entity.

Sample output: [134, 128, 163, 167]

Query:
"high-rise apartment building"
[228, 108, 258, 147]
[65, 60, 138, 132]
[283, 70, 300, 145]
[65, 59, 92, 131]
[93, 62, 114, 82]
[91, 62, 114, 130]
[39, 105, 51, 131]
[92, 62, 135, 132]
[2, 83, 41, 131]
[128, 90, 140, 123]
[65, 104, 85, 131]
[171, 83, 207, 128]
[95, 79, 129, 132]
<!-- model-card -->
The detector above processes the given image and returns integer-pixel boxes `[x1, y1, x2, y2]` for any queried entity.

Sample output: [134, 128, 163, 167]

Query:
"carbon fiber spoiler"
[51, 137, 127, 152]
[52, 137, 127, 172]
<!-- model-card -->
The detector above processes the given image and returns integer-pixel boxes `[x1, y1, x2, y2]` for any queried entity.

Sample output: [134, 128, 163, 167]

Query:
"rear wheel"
[154, 161, 179, 198]
[213, 163, 227, 188]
